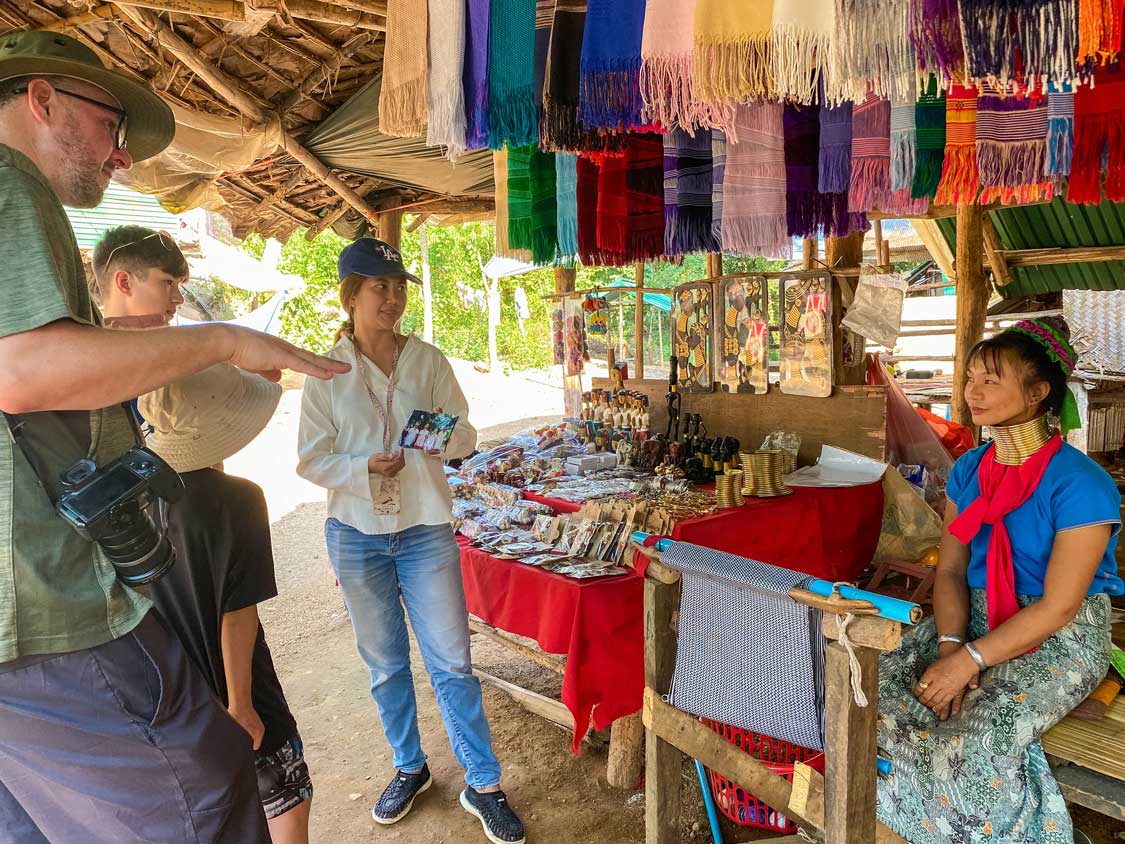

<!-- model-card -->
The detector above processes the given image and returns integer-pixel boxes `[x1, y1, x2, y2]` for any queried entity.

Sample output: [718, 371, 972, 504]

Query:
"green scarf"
[530, 148, 559, 264]
[912, 76, 946, 200]
[488, 0, 539, 149]
[507, 145, 534, 252]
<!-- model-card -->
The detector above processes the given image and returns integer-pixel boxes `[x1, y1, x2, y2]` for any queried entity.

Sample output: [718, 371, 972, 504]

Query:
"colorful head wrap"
[1006, 319, 1082, 434]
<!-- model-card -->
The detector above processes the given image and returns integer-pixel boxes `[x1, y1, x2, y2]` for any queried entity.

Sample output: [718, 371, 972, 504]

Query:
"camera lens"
[98, 500, 175, 586]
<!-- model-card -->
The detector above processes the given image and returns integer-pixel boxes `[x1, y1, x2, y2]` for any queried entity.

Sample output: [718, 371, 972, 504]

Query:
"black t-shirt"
[150, 468, 297, 754]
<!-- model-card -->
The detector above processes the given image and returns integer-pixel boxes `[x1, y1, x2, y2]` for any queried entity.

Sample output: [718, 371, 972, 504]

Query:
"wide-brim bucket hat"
[0, 31, 174, 161]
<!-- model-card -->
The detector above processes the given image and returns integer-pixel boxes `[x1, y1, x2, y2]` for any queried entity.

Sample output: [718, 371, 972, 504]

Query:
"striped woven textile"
[1068, 68, 1125, 204]
[506, 144, 535, 252]
[556, 153, 579, 259]
[711, 129, 727, 246]
[663, 128, 718, 255]
[818, 99, 852, 194]
[722, 103, 790, 258]
[976, 82, 1052, 206]
[849, 92, 891, 213]
[933, 85, 979, 206]
[1048, 84, 1075, 179]
[529, 148, 559, 264]
[625, 132, 667, 261]
[911, 76, 946, 199]
[890, 101, 916, 192]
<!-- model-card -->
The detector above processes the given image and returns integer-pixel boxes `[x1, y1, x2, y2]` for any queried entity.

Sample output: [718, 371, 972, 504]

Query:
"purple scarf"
[818, 100, 853, 194]
[463, 0, 490, 150]
[785, 103, 864, 238]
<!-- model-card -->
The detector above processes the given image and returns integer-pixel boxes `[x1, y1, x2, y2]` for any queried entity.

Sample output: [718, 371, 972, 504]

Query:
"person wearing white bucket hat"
[140, 364, 315, 844]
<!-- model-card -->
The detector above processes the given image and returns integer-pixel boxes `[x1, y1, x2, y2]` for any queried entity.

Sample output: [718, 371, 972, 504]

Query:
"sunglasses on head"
[101, 230, 177, 274]
[16, 83, 129, 150]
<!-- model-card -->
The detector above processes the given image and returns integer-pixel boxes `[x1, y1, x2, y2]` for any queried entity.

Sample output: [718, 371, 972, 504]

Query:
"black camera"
[56, 447, 184, 587]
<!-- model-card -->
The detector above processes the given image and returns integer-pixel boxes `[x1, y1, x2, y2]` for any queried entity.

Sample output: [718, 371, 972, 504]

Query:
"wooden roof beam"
[276, 30, 378, 113]
[981, 215, 1012, 287]
[108, 0, 385, 30]
[284, 0, 385, 31]
[910, 218, 956, 279]
[1000, 244, 1125, 269]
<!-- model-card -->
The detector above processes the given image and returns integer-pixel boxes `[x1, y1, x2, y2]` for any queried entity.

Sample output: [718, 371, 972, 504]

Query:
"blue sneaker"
[371, 765, 432, 825]
[459, 786, 526, 844]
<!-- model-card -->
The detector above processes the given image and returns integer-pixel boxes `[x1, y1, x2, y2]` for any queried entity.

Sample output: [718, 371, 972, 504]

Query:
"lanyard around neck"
[352, 336, 402, 453]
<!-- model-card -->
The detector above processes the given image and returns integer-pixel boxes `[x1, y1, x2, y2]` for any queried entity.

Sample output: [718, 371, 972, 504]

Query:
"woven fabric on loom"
[530, 148, 559, 264]
[934, 85, 979, 206]
[909, 0, 964, 86]
[976, 83, 1052, 206]
[828, 0, 915, 106]
[694, 0, 774, 105]
[1078, 0, 1123, 67]
[711, 130, 727, 246]
[556, 153, 580, 260]
[625, 133, 667, 262]
[578, 0, 646, 132]
[427, 0, 467, 158]
[723, 103, 790, 259]
[664, 128, 717, 255]
[1068, 68, 1125, 204]
[771, 0, 836, 105]
[912, 76, 946, 199]
[463, 0, 490, 150]
[664, 541, 825, 751]
[543, 0, 587, 152]
[849, 93, 892, 213]
[1048, 84, 1075, 179]
[818, 99, 852, 195]
[959, 0, 1078, 88]
[379, 0, 428, 138]
[506, 145, 535, 253]
[488, 0, 539, 149]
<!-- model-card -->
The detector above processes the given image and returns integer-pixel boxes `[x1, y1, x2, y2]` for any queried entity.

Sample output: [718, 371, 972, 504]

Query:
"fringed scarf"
[579, 0, 646, 132]
[556, 153, 579, 260]
[507, 145, 535, 252]
[784, 103, 856, 238]
[427, 0, 467, 158]
[712, 130, 727, 246]
[912, 76, 946, 199]
[1078, 0, 1123, 68]
[577, 155, 609, 265]
[722, 103, 791, 258]
[626, 133, 667, 261]
[463, 0, 490, 150]
[933, 85, 979, 206]
[641, 0, 698, 130]
[488, 0, 539, 149]
[958, 0, 1078, 88]
[530, 148, 559, 265]
[771, 0, 836, 106]
[494, 148, 531, 260]
[597, 153, 629, 262]
[1068, 68, 1125, 204]
[850, 93, 892, 213]
[890, 101, 916, 192]
[694, 0, 774, 105]
[828, 0, 915, 106]
[663, 128, 717, 255]
[1047, 84, 1074, 179]
[976, 83, 1053, 206]
[543, 1, 587, 152]
[818, 100, 852, 194]
[909, 0, 964, 86]
[379, 0, 428, 138]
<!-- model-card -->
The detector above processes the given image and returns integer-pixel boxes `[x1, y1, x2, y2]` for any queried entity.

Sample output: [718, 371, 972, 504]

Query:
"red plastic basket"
[700, 718, 825, 833]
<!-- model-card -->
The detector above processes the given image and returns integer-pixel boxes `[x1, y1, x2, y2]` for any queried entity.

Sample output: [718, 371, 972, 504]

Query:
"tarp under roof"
[937, 198, 1125, 298]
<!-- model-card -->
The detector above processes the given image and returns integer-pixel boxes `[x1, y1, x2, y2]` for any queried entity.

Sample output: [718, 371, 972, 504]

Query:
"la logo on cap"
[374, 243, 400, 263]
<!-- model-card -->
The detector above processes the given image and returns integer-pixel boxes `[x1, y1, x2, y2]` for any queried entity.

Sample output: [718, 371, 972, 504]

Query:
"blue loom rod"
[694, 760, 724, 844]
[877, 757, 893, 776]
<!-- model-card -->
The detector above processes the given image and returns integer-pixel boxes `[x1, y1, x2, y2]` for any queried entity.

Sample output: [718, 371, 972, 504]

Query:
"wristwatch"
[964, 641, 989, 671]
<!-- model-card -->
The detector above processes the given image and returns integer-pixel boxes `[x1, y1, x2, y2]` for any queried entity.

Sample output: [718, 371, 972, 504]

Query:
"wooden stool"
[864, 558, 937, 605]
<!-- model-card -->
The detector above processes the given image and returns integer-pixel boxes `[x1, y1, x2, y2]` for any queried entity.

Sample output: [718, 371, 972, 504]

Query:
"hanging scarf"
[909, 0, 964, 86]
[626, 133, 667, 262]
[976, 83, 1053, 206]
[1047, 84, 1074, 179]
[577, 155, 609, 265]
[784, 103, 858, 239]
[912, 76, 946, 199]
[427, 0, 467, 158]
[694, 0, 774, 105]
[488, 0, 539, 149]
[711, 129, 726, 246]
[530, 148, 559, 264]
[1067, 68, 1125, 204]
[579, 0, 646, 132]
[494, 148, 531, 260]
[771, 0, 836, 106]
[818, 99, 852, 195]
[641, 0, 697, 130]
[597, 153, 629, 261]
[664, 128, 717, 255]
[849, 93, 891, 213]
[958, 0, 1078, 89]
[1078, 0, 1123, 68]
[949, 433, 1064, 631]
[379, 0, 428, 138]
[722, 103, 790, 259]
[933, 85, 979, 206]
[543, 1, 587, 151]
[507, 145, 535, 253]
[463, 0, 491, 150]
[556, 153, 579, 259]
[890, 101, 916, 192]
[828, 0, 915, 106]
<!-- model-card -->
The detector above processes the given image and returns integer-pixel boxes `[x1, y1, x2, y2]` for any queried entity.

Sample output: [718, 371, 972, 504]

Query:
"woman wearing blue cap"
[297, 238, 526, 844]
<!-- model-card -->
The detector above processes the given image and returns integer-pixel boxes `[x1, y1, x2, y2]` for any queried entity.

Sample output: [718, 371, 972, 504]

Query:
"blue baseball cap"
[337, 237, 422, 284]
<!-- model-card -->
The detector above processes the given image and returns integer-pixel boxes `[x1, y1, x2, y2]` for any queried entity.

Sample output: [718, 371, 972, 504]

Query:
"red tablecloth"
[458, 537, 643, 754]
[522, 489, 582, 514]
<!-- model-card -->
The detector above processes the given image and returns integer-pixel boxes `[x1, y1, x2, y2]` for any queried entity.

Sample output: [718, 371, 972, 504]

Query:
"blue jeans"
[325, 520, 501, 789]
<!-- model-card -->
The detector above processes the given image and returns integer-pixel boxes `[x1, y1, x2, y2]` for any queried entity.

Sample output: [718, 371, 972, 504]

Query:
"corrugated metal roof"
[937, 198, 1125, 298]
[66, 181, 179, 251]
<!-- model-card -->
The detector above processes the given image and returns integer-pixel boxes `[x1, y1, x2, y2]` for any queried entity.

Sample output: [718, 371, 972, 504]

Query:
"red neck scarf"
[948, 433, 1063, 630]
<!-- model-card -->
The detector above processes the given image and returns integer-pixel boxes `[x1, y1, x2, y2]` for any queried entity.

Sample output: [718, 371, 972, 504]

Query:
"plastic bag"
[841, 273, 907, 349]
[761, 431, 801, 473]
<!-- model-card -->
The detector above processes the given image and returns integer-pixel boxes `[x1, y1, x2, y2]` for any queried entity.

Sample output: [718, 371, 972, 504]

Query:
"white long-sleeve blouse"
[297, 334, 477, 536]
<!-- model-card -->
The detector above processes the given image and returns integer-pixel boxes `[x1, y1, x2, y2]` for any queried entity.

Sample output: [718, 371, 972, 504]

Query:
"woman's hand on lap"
[914, 647, 980, 720]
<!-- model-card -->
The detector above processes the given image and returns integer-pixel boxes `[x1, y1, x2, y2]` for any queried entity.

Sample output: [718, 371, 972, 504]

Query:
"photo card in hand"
[400, 409, 460, 451]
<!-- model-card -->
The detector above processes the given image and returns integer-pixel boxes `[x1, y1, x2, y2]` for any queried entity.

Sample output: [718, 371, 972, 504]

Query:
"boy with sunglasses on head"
[92, 226, 187, 326]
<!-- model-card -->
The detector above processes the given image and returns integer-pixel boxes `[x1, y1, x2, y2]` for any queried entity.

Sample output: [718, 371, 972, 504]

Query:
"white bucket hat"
[139, 363, 282, 473]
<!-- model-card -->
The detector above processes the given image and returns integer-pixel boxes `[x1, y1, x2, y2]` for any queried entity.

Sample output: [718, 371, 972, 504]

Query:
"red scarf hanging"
[948, 433, 1063, 630]
[1067, 67, 1125, 204]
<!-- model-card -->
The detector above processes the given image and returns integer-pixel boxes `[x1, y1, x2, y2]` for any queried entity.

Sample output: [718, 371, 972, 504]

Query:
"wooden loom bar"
[644, 577, 682, 844]
[824, 642, 880, 844]
[952, 204, 990, 428]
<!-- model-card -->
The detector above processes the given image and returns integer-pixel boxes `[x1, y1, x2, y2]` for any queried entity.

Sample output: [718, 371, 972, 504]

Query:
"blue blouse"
[947, 442, 1125, 597]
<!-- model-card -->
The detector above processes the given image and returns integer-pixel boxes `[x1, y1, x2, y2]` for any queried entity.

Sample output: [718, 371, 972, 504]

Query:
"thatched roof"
[2, 1, 508, 240]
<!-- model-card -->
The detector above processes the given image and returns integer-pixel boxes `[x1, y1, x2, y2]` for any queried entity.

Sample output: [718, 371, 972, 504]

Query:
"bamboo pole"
[305, 202, 348, 241]
[952, 204, 990, 429]
[36, 5, 117, 30]
[276, 31, 378, 113]
[634, 262, 645, 380]
[981, 216, 1012, 286]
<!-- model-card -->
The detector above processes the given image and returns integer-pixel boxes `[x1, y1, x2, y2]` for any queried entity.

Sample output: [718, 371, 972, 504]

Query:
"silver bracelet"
[964, 641, 989, 671]
[937, 634, 965, 646]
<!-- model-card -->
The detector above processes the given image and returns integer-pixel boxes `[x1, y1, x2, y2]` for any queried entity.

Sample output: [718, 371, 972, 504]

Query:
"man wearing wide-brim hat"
[0, 31, 348, 844]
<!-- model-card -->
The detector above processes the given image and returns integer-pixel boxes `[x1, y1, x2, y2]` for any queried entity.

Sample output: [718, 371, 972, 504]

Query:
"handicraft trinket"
[718, 276, 769, 394]
[779, 273, 834, 398]
[671, 282, 714, 393]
